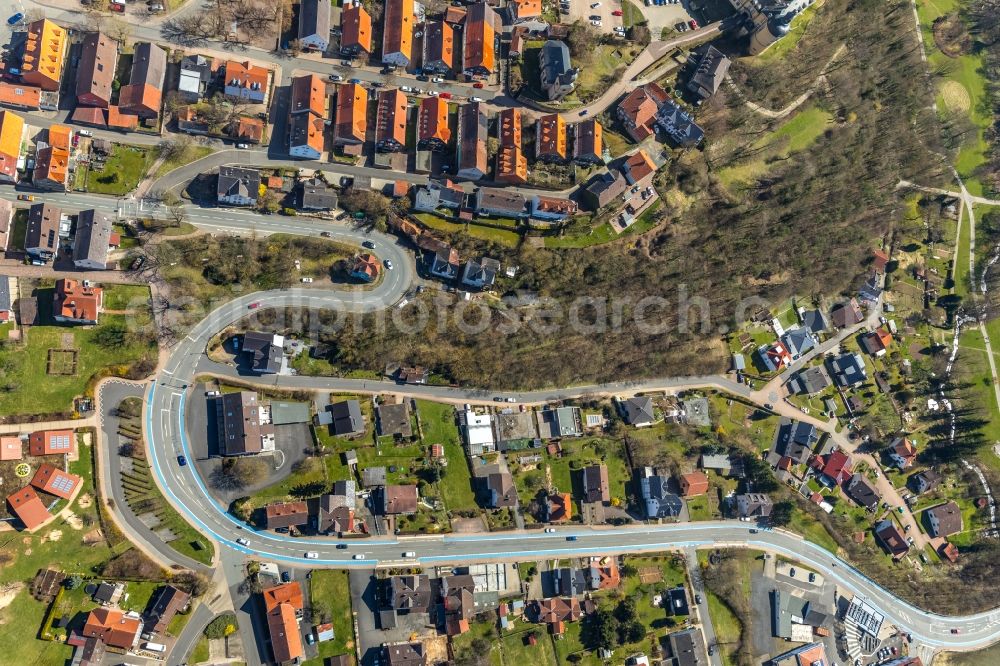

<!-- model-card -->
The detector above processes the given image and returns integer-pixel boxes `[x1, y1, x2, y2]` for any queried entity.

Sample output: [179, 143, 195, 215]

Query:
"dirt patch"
[933, 14, 972, 58]
[939, 80, 971, 113]
[76, 494, 92, 509]
[45, 529, 63, 542]
[62, 512, 83, 530]
[0, 582, 24, 612]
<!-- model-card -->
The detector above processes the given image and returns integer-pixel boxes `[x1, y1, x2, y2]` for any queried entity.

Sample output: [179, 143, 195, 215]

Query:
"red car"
[688, 19, 698, 29]
[110, 2, 124, 11]
[248, 302, 260, 309]
[612, 9, 622, 15]
[439, 92, 452, 99]
[473, 82, 484, 89]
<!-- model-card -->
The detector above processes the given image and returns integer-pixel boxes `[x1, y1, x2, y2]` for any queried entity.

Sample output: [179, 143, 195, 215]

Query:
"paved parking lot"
[639, 0, 695, 39]
[566, 0, 625, 33]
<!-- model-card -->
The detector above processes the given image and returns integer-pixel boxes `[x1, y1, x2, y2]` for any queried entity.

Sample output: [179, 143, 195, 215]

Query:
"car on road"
[353, 553, 365, 559]
[416, 74, 430, 82]
[789, 567, 796, 577]
[545, 528, 556, 533]
[205, 390, 220, 397]
[7, 12, 23, 25]
[363, 240, 376, 249]
[695, 594, 702, 604]
[17, 194, 34, 202]
[301, 277, 314, 283]
[675, 22, 689, 32]
[473, 82, 484, 89]
[951, 629, 961, 634]
[590, 2, 600, 6]
[77, 129, 93, 137]
[431, 77, 444, 83]
[707, 645, 715, 656]
[612, 9, 623, 15]
[236, 538, 249, 546]
[470, 96, 483, 102]
[808, 572, 816, 582]
[320, 231, 332, 237]
[439, 92, 453, 99]
[402, 551, 416, 558]
[336, 543, 348, 549]
[401, 85, 414, 92]
[280, 571, 291, 582]
[566, 536, 577, 541]
[384, 259, 394, 270]
[349, 78, 362, 84]
[506, 397, 516, 402]
[236, 143, 249, 149]
[329, 74, 343, 81]
[177, 455, 187, 466]
[305, 551, 319, 559]
[689, 19, 699, 29]
[248, 302, 260, 309]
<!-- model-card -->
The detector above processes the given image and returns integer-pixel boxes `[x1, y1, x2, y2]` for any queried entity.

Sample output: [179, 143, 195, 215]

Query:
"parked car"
[329, 74, 343, 81]
[439, 92, 453, 99]
[236, 143, 249, 149]
[110, 2, 124, 11]
[612, 9, 622, 15]
[280, 571, 291, 583]
[401, 85, 414, 92]
[580, 109, 589, 116]
[473, 82, 484, 89]
[695, 594, 702, 604]
[431, 77, 444, 83]
[348, 78, 362, 84]
[544, 528, 556, 533]
[416, 74, 430, 82]
[808, 573, 816, 583]
[301, 277, 314, 283]
[590, 1, 601, 6]
[6, 12, 23, 25]
[789, 567, 796, 577]
[148, 3, 164, 11]
[205, 390, 220, 397]
[177, 455, 187, 466]
[689, 19, 699, 29]
[77, 129, 93, 137]
[305, 552, 319, 559]
[17, 194, 33, 202]
[469, 96, 483, 102]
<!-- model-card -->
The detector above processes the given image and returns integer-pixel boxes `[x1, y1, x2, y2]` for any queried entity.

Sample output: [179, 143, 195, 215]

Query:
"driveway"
[639, 0, 695, 37]
[349, 568, 382, 666]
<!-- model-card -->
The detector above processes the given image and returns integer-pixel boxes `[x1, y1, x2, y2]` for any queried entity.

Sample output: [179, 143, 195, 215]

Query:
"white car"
[384, 259, 394, 270]
[469, 96, 483, 102]
[77, 129, 93, 137]
[205, 390, 220, 397]
[591, 20, 602, 26]
[329, 74, 343, 82]
[301, 277, 314, 283]
[304, 551, 319, 559]
[236, 143, 249, 149]
[402, 551, 416, 558]
[544, 527, 556, 533]
[427, 90, 439, 96]
[401, 85, 414, 92]
[431, 77, 444, 83]
[236, 538, 249, 546]
[353, 553, 365, 560]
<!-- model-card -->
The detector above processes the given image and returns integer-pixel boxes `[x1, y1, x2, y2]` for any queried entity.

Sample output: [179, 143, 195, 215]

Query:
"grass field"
[77, 144, 155, 195]
[416, 400, 477, 511]
[412, 213, 521, 247]
[102, 284, 152, 311]
[937, 643, 1000, 665]
[545, 199, 664, 249]
[304, 570, 355, 666]
[154, 144, 216, 180]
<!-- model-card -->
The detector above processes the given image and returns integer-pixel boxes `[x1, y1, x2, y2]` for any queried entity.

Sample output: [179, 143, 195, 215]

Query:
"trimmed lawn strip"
[305, 570, 356, 665]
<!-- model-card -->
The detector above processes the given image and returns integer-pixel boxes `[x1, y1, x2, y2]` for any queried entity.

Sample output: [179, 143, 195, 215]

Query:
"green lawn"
[304, 570, 355, 666]
[544, 199, 664, 249]
[412, 213, 521, 247]
[452, 619, 503, 666]
[102, 284, 152, 311]
[954, 200, 972, 297]
[417, 400, 477, 511]
[502, 629, 558, 666]
[705, 590, 741, 666]
[78, 144, 155, 195]
[621, 0, 644, 27]
[0, 304, 157, 416]
[154, 144, 215, 180]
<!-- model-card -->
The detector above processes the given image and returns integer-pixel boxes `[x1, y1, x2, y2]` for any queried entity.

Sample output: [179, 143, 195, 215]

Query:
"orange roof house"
[573, 119, 603, 164]
[340, 3, 373, 57]
[7, 487, 51, 531]
[680, 471, 709, 498]
[232, 116, 264, 143]
[535, 113, 566, 162]
[350, 253, 382, 282]
[223, 60, 269, 102]
[0, 110, 24, 182]
[263, 582, 304, 612]
[445, 5, 467, 25]
[76, 31, 118, 108]
[106, 105, 139, 130]
[547, 492, 572, 522]
[0, 436, 22, 461]
[53, 278, 104, 324]
[31, 463, 82, 500]
[0, 82, 41, 110]
[417, 96, 450, 150]
[32, 145, 69, 191]
[262, 583, 304, 664]
[498, 108, 521, 147]
[28, 429, 75, 456]
[463, 2, 497, 77]
[375, 88, 407, 152]
[616, 82, 670, 142]
[495, 146, 527, 185]
[381, 0, 414, 68]
[21, 19, 67, 92]
[47, 124, 71, 150]
[118, 42, 167, 118]
[423, 20, 454, 74]
[333, 83, 368, 147]
[289, 74, 328, 159]
[512, 0, 542, 19]
[83, 608, 141, 650]
[622, 149, 656, 185]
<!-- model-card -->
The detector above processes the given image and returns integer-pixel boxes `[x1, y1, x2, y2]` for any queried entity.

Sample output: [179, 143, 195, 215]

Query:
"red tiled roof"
[0, 436, 21, 461]
[83, 608, 141, 650]
[341, 4, 373, 53]
[7, 486, 51, 530]
[28, 429, 75, 456]
[54, 278, 103, 322]
[680, 471, 709, 497]
[30, 463, 82, 500]
[262, 582, 304, 613]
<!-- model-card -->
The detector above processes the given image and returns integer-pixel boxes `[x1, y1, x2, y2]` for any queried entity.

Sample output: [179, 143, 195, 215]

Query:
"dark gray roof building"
[72, 209, 113, 270]
[242, 330, 283, 374]
[299, 177, 339, 210]
[538, 40, 577, 101]
[686, 46, 730, 100]
[330, 399, 364, 436]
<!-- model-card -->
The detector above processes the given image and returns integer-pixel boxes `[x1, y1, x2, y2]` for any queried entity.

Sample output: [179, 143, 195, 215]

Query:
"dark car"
[566, 535, 578, 541]
[336, 543, 348, 549]
[280, 571, 292, 582]
[320, 231, 332, 237]
[349, 78, 362, 84]
[177, 455, 187, 466]
[362, 240, 376, 249]
[416, 74, 430, 82]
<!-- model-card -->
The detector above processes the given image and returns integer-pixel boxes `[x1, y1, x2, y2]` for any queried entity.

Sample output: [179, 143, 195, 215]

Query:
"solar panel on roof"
[49, 473, 74, 494]
[51, 435, 70, 449]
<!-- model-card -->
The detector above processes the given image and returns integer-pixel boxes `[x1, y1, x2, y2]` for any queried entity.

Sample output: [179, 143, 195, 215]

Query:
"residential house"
[384, 642, 426, 666]
[298, 0, 332, 51]
[417, 96, 450, 151]
[780, 327, 816, 359]
[24, 202, 61, 260]
[909, 469, 942, 495]
[232, 118, 265, 144]
[874, 520, 909, 559]
[289, 74, 328, 160]
[859, 272, 882, 303]
[736, 493, 773, 519]
[0, 435, 17, 461]
[382, 0, 414, 67]
[376, 89, 408, 152]
[686, 45, 730, 101]
[581, 169, 627, 210]
[787, 366, 830, 395]
[428, 247, 461, 280]
[538, 406, 583, 438]
[380, 484, 419, 514]
[769, 642, 830, 666]
[118, 42, 167, 119]
[333, 83, 368, 149]
[463, 2, 498, 78]
[547, 492, 572, 522]
[177, 54, 213, 102]
[31, 463, 82, 500]
[860, 328, 892, 357]
[536, 597, 581, 634]
[390, 574, 432, 613]
[664, 628, 705, 666]
[535, 113, 567, 162]
[423, 21, 454, 74]
[93, 582, 124, 606]
[33, 125, 70, 191]
[414, 180, 464, 211]
[887, 437, 917, 470]
[775, 418, 817, 465]
[299, 177, 338, 210]
[680, 471, 708, 498]
[319, 480, 356, 534]
[616, 82, 670, 142]
[640, 469, 683, 519]
[0, 82, 42, 110]
[530, 195, 577, 221]
[801, 309, 829, 335]
[581, 464, 610, 503]
[76, 32, 117, 108]
[216, 391, 275, 455]
[53, 278, 103, 325]
[217, 166, 260, 206]
[573, 119, 603, 165]
[82, 608, 142, 650]
[350, 253, 382, 282]
[585, 560, 620, 591]
[330, 399, 364, 436]
[143, 585, 191, 635]
[224, 60, 268, 103]
[0, 199, 12, 253]
[242, 330, 284, 374]
[653, 96, 704, 148]
[495, 145, 528, 184]
[6, 486, 51, 531]
[622, 149, 656, 185]
[511, 0, 542, 20]
[620, 397, 656, 426]
[0, 110, 24, 182]
[456, 102, 488, 180]
[483, 469, 517, 508]
[827, 351, 867, 388]
[440, 574, 475, 635]
[926, 501, 963, 537]
[265, 501, 309, 530]
[475, 187, 528, 218]
[756, 341, 791, 372]
[819, 449, 852, 486]
[340, 3, 373, 58]
[830, 298, 864, 328]
[498, 107, 521, 144]
[20, 20, 67, 91]
[28, 429, 74, 456]
[459, 407, 495, 455]
[553, 567, 586, 597]
[376, 402, 411, 438]
[461, 257, 500, 289]
[72, 209, 113, 270]
[262, 583, 304, 665]
[845, 472, 880, 511]
[538, 40, 577, 101]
